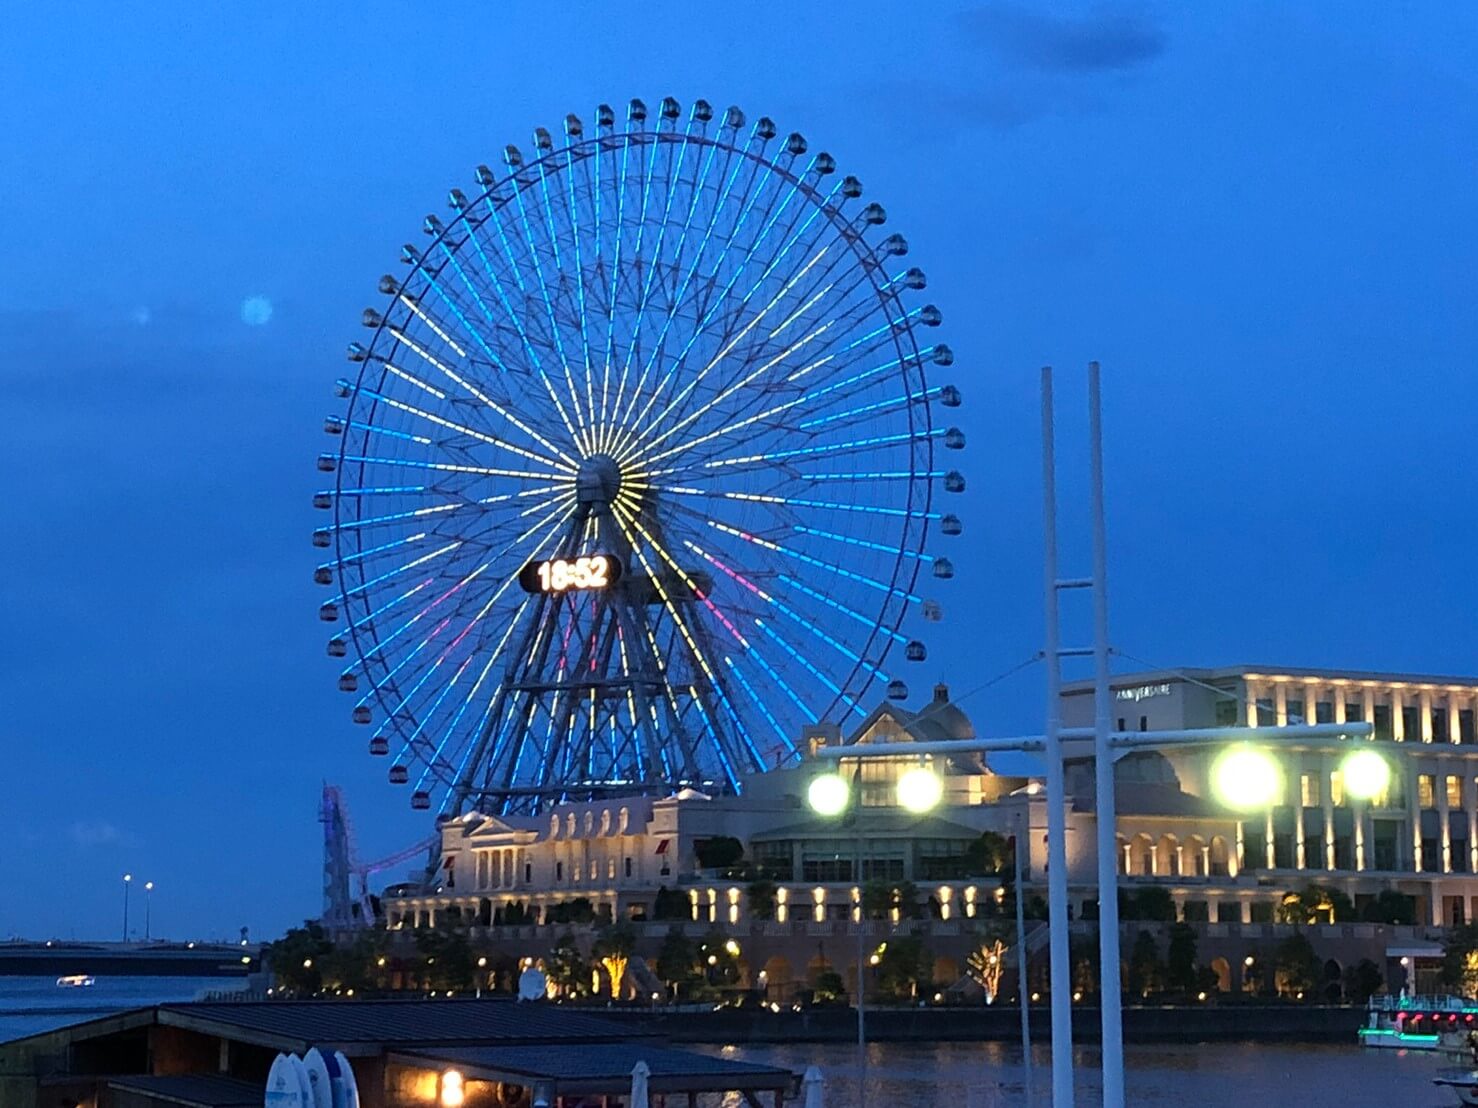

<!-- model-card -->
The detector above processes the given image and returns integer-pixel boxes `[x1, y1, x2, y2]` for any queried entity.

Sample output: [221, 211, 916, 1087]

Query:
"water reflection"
[706, 1040, 1453, 1107]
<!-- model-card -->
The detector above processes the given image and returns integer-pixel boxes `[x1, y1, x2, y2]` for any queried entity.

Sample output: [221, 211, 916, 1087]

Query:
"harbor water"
[0, 975, 249, 1042]
[706, 1040, 1455, 1107]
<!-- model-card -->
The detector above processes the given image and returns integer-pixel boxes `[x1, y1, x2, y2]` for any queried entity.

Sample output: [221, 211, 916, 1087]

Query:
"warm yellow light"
[1341, 748, 1391, 801]
[1210, 746, 1281, 811]
[302, 959, 313, 969]
[897, 766, 944, 813]
[440, 1069, 465, 1107]
[724, 940, 740, 957]
[807, 773, 850, 816]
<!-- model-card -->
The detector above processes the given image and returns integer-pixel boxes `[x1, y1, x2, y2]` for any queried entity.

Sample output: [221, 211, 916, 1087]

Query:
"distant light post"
[477, 956, 488, 999]
[122, 873, 132, 942]
[144, 881, 155, 941]
[807, 764, 943, 1108]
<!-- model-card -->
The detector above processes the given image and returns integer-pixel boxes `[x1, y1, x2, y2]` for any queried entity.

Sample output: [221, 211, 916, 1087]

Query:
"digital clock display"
[518, 554, 623, 594]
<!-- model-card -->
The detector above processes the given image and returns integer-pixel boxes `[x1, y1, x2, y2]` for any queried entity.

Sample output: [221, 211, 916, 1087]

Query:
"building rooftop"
[1063, 665, 1478, 694]
[394, 1043, 793, 1097]
[102, 1074, 262, 1108]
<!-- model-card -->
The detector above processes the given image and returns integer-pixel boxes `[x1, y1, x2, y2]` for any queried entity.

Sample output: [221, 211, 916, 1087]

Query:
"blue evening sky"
[3, 3, 1474, 941]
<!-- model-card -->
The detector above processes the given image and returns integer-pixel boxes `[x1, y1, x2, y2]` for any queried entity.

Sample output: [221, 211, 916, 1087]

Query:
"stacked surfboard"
[264, 1047, 360, 1108]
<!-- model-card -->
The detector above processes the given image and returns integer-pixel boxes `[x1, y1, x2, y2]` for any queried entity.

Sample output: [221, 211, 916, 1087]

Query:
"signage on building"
[1115, 682, 1172, 703]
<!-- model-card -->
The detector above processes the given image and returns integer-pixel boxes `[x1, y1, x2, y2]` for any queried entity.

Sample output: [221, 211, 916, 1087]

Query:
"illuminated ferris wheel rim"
[315, 95, 965, 814]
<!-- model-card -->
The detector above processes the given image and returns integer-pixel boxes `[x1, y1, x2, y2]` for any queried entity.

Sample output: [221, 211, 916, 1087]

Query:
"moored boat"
[1360, 994, 1478, 1050]
[55, 974, 95, 988]
[1433, 1068, 1478, 1106]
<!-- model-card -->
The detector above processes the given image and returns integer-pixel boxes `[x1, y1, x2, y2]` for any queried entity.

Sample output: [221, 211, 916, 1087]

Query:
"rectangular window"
[1330, 771, 1345, 807]
[1462, 709, 1476, 744]
[916, 839, 972, 880]
[1214, 699, 1237, 727]
[556, 861, 564, 881]
[1423, 837, 1440, 870]
[1419, 775, 1436, 809]
[1374, 705, 1393, 741]
[1453, 840, 1470, 874]
[1315, 700, 1334, 723]
[1301, 774, 1322, 808]
[1217, 901, 1242, 923]
[1117, 717, 1126, 731]
[1403, 705, 1421, 742]
[1373, 821, 1400, 870]
[1448, 775, 1463, 808]
[1250, 901, 1275, 923]
[754, 841, 794, 881]
[1334, 835, 1354, 871]
[624, 856, 633, 878]
[524, 862, 532, 883]
[1434, 709, 1450, 744]
[1139, 716, 1148, 732]
[1257, 698, 1275, 724]
[1286, 698, 1305, 723]
[1345, 698, 1365, 723]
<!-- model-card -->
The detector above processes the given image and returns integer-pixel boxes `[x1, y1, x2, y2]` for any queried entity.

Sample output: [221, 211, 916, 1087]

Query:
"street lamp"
[1341, 748, 1391, 801]
[807, 772, 850, 817]
[477, 955, 488, 998]
[144, 881, 155, 941]
[1210, 746, 1282, 811]
[122, 874, 132, 942]
[897, 766, 943, 814]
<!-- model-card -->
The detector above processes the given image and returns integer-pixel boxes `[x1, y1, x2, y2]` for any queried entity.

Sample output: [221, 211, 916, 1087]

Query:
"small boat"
[1433, 1068, 1478, 1105]
[1360, 993, 1478, 1050]
[55, 974, 95, 988]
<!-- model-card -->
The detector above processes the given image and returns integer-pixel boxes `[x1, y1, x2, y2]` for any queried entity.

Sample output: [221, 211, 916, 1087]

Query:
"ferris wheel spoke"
[509, 175, 595, 454]
[605, 116, 698, 456]
[682, 538, 891, 689]
[599, 124, 729, 456]
[452, 210, 590, 454]
[558, 131, 599, 440]
[612, 152, 821, 453]
[382, 296, 581, 467]
[603, 125, 775, 454]
[406, 593, 535, 787]
[336, 539, 463, 603]
[610, 500, 759, 784]
[337, 454, 568, 482]
[352, 380, 571, 471]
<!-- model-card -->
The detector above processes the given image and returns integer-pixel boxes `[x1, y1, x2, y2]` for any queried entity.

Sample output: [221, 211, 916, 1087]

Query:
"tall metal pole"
[1015, 807, 1034, 1095]
[855, 830, 867, 1108]
[122, 873, 131, 942]
[1089, 362, 1125, 1108]
[1040, 366, 1075, 1107]
[145, 882, 154, 942]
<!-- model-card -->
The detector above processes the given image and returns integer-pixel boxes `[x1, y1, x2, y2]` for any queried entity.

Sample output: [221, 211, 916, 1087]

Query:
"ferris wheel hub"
[575, 453, 623, 508]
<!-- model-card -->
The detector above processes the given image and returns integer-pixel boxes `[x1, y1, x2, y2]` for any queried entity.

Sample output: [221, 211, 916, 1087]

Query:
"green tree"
[813, 970, 847, 1003]
[1165, 923, 1198, 994]
[652, 886, 691, 921]
[546, 897, 597, 925]
[876, 937, 931, 1001]
[965, 831, 1012, 876]
[746, 878, 778, 921]
[414, 925, 474, 991]
[1121, 887, 1176, 922]
[592, 922, 636, 999]
[1274, 932, 1319, 999]
[654, 928, 699, 998]
[265, 921, 335, 996]
[1128, 930, 1163, 998]
[1343, 959, 1385, 1004]
[1277, 884, 1355, 925]
[698, 930, 741, 989]
[544, 931, 591, 1000]
[1442, 924, 1478, 995]
[319, 928, 389, 994]
[1360, 888, 1417, 925]
[694, 836, 745, 872]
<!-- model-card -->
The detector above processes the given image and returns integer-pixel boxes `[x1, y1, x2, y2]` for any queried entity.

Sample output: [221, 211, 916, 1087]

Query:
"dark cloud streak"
[958, 4, 1168, 73]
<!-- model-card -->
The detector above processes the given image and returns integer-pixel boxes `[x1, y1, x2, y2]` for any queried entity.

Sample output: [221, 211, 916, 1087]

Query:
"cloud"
[958, 4, 1168, 74]
[70, 820, 129, 848]
[241, 295, 274, 326]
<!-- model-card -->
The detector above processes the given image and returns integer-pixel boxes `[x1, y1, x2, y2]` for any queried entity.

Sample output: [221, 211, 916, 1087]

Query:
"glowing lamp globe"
[1211, 746, 1281, 811]
[807, 772, 851, 817]
[1341, 748, 1391, 801]
[897, 766, 945, 813]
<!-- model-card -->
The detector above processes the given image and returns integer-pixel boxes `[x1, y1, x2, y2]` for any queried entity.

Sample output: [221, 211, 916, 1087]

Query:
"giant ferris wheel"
[313, 97, 965, 816]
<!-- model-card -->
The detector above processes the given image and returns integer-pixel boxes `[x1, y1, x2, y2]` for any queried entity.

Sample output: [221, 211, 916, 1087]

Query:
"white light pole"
[1039, 367, 1075, 1107]
[122, 873, 132, 942]
[144, 881, 155, 942]
[1014, 806, 1033, 1092]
